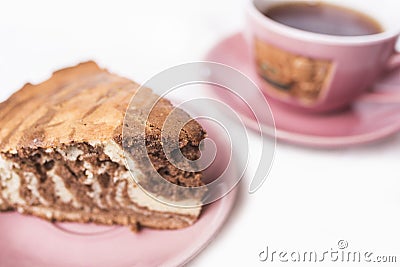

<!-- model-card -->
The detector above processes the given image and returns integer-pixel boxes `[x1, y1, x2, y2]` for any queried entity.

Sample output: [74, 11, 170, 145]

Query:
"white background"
[1, 1, 400, 266]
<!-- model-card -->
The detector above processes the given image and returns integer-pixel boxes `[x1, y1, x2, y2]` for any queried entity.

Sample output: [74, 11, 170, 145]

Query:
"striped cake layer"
[0, 141, 201, 231]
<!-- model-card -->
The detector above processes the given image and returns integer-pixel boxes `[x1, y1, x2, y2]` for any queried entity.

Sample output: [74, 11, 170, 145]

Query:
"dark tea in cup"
[263, 2, 383, 36]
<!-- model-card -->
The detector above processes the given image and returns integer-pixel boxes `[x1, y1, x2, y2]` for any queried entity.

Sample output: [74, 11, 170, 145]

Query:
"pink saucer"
[0, 190, 237, 267]
[0, 193, 236, 267]
[205, 33, 400, 148]
[0, 120, 239, 267]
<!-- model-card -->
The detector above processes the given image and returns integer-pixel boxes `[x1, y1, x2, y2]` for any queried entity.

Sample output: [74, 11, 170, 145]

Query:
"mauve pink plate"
[0, 119, 239, 267]
[0, 191, 237, 267]
[205, 33, 400, 148]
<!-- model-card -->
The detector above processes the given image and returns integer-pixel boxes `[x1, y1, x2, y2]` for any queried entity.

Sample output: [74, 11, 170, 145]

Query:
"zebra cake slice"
[0, 61, 205, 231]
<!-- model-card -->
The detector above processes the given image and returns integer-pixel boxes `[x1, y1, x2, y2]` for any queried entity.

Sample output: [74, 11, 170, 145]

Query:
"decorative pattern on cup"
[254, 38, 333, 104]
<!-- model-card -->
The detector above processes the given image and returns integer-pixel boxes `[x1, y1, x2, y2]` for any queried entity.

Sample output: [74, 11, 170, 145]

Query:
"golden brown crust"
[0, 61, 204, 152]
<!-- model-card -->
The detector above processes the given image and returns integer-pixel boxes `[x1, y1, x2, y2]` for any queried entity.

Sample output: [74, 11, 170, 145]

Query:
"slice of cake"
[0, 61, 206, 231]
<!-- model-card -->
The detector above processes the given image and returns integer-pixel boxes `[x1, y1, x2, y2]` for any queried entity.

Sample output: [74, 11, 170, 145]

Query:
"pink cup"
[245, 0, 400, 112]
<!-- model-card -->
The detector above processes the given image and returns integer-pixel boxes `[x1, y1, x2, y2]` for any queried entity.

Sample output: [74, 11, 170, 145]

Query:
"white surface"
[1, 1, 400, 266]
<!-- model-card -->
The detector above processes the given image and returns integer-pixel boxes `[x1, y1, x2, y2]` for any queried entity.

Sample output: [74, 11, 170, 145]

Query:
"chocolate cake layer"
[0, 62, 206, 230]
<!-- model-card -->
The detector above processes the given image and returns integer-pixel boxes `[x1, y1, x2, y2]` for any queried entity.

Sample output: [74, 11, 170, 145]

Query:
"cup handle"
[359, 52, 400, 103]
